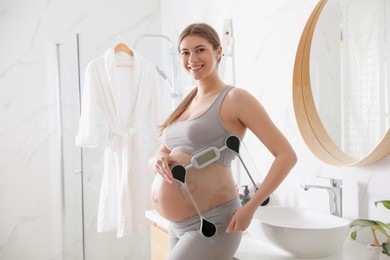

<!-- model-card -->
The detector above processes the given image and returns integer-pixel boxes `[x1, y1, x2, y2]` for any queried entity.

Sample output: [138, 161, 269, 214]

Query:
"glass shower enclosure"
[56, 33, 178, 260]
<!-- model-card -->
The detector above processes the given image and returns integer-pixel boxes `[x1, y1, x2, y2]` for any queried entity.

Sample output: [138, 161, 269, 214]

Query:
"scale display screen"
[196, 149, 217, 166]
[192, 147, 220, 169]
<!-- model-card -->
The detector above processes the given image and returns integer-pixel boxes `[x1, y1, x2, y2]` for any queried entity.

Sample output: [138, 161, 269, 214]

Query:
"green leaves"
[350, 219, 378, 228]
[349, 219, 390, 239]
[375, 200, 390, 210]
[383, 242, 390, 256]
[349, 200, 390, 256]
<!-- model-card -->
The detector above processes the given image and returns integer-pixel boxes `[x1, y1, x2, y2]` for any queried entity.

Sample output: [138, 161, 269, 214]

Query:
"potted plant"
[349, 200, 390, 260]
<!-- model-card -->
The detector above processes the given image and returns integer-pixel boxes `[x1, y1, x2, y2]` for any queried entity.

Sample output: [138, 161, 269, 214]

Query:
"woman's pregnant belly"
[151, 151, 238, 221]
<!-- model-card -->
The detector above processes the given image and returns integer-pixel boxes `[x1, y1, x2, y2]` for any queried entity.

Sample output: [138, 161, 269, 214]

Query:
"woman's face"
[179, 35, 221, 81]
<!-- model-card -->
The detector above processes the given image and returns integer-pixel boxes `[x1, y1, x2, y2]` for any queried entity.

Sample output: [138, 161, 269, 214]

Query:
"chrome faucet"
[301, 178, 343, 217]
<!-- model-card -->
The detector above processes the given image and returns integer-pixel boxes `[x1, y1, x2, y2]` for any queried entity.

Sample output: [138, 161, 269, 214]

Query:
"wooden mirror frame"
[293, 0, 390, 166]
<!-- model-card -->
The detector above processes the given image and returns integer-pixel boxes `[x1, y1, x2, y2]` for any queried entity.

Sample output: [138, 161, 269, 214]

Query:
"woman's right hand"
[150, 150, 176, 184]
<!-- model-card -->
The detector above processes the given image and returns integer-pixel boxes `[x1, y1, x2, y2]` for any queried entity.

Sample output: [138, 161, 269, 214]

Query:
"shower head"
[155, 65, 168, 80]
[155, 65, 174, 93]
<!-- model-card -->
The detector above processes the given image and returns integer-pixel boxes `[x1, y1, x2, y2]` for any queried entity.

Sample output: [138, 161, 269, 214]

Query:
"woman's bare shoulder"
[224, 86, 269, 120]
[225, 86, 258, 103]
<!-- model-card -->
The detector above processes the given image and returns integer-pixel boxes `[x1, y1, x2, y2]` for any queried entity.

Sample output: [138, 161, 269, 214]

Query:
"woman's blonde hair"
[159, 23, 222, 134]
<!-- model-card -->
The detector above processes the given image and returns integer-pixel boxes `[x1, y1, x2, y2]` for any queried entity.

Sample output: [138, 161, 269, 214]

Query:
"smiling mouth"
[189, 64, 204, 71]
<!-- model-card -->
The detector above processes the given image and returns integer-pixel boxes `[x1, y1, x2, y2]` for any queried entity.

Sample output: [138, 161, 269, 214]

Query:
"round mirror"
[293, 0, 390, 166]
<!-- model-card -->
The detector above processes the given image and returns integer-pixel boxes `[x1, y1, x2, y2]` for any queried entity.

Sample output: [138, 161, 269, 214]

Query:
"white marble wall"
[1, 0, 390, 259]
[0, 0, 162, 259]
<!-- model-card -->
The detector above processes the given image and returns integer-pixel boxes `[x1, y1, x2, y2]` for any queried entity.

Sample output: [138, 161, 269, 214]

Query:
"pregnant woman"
[149, 23, 297, 260]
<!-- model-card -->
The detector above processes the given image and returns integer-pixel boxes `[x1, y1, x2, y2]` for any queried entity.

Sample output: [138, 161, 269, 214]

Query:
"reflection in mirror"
[293, 0, 390, 166]
[310, 0, 390, 160]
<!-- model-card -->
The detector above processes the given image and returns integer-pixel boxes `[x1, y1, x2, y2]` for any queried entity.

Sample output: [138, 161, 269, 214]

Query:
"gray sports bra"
[162, 86, 236, 167]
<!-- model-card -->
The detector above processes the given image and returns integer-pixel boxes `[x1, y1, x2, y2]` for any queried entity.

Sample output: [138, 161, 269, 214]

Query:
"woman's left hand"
[225, 205, 254, 233]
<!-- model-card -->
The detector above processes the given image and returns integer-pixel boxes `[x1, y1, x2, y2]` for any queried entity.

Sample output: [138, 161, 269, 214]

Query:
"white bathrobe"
[75, 48, 166, 237]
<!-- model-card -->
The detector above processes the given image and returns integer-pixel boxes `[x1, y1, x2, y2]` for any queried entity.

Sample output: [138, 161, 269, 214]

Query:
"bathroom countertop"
[235, 232, 366, 260]
[145, 210, 366, 260]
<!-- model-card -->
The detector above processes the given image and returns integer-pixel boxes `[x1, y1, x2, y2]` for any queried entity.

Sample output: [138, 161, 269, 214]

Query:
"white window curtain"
[341, 0, 388, 159]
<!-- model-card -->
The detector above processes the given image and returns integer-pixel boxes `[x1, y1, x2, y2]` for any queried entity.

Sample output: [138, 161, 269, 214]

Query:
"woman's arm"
[226, 88, 297, 232]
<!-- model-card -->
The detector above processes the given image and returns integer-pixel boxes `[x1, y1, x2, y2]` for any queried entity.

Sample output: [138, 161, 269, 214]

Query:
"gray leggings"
[168, 198, 242, 260]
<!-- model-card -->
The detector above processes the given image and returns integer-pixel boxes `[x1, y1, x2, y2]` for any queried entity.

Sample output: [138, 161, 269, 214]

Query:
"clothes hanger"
[114, 43, 133, 57]
[114, 43, 134, 67]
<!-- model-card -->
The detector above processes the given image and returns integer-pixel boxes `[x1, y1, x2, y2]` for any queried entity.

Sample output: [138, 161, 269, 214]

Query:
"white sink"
[248, 206, 350, 258]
